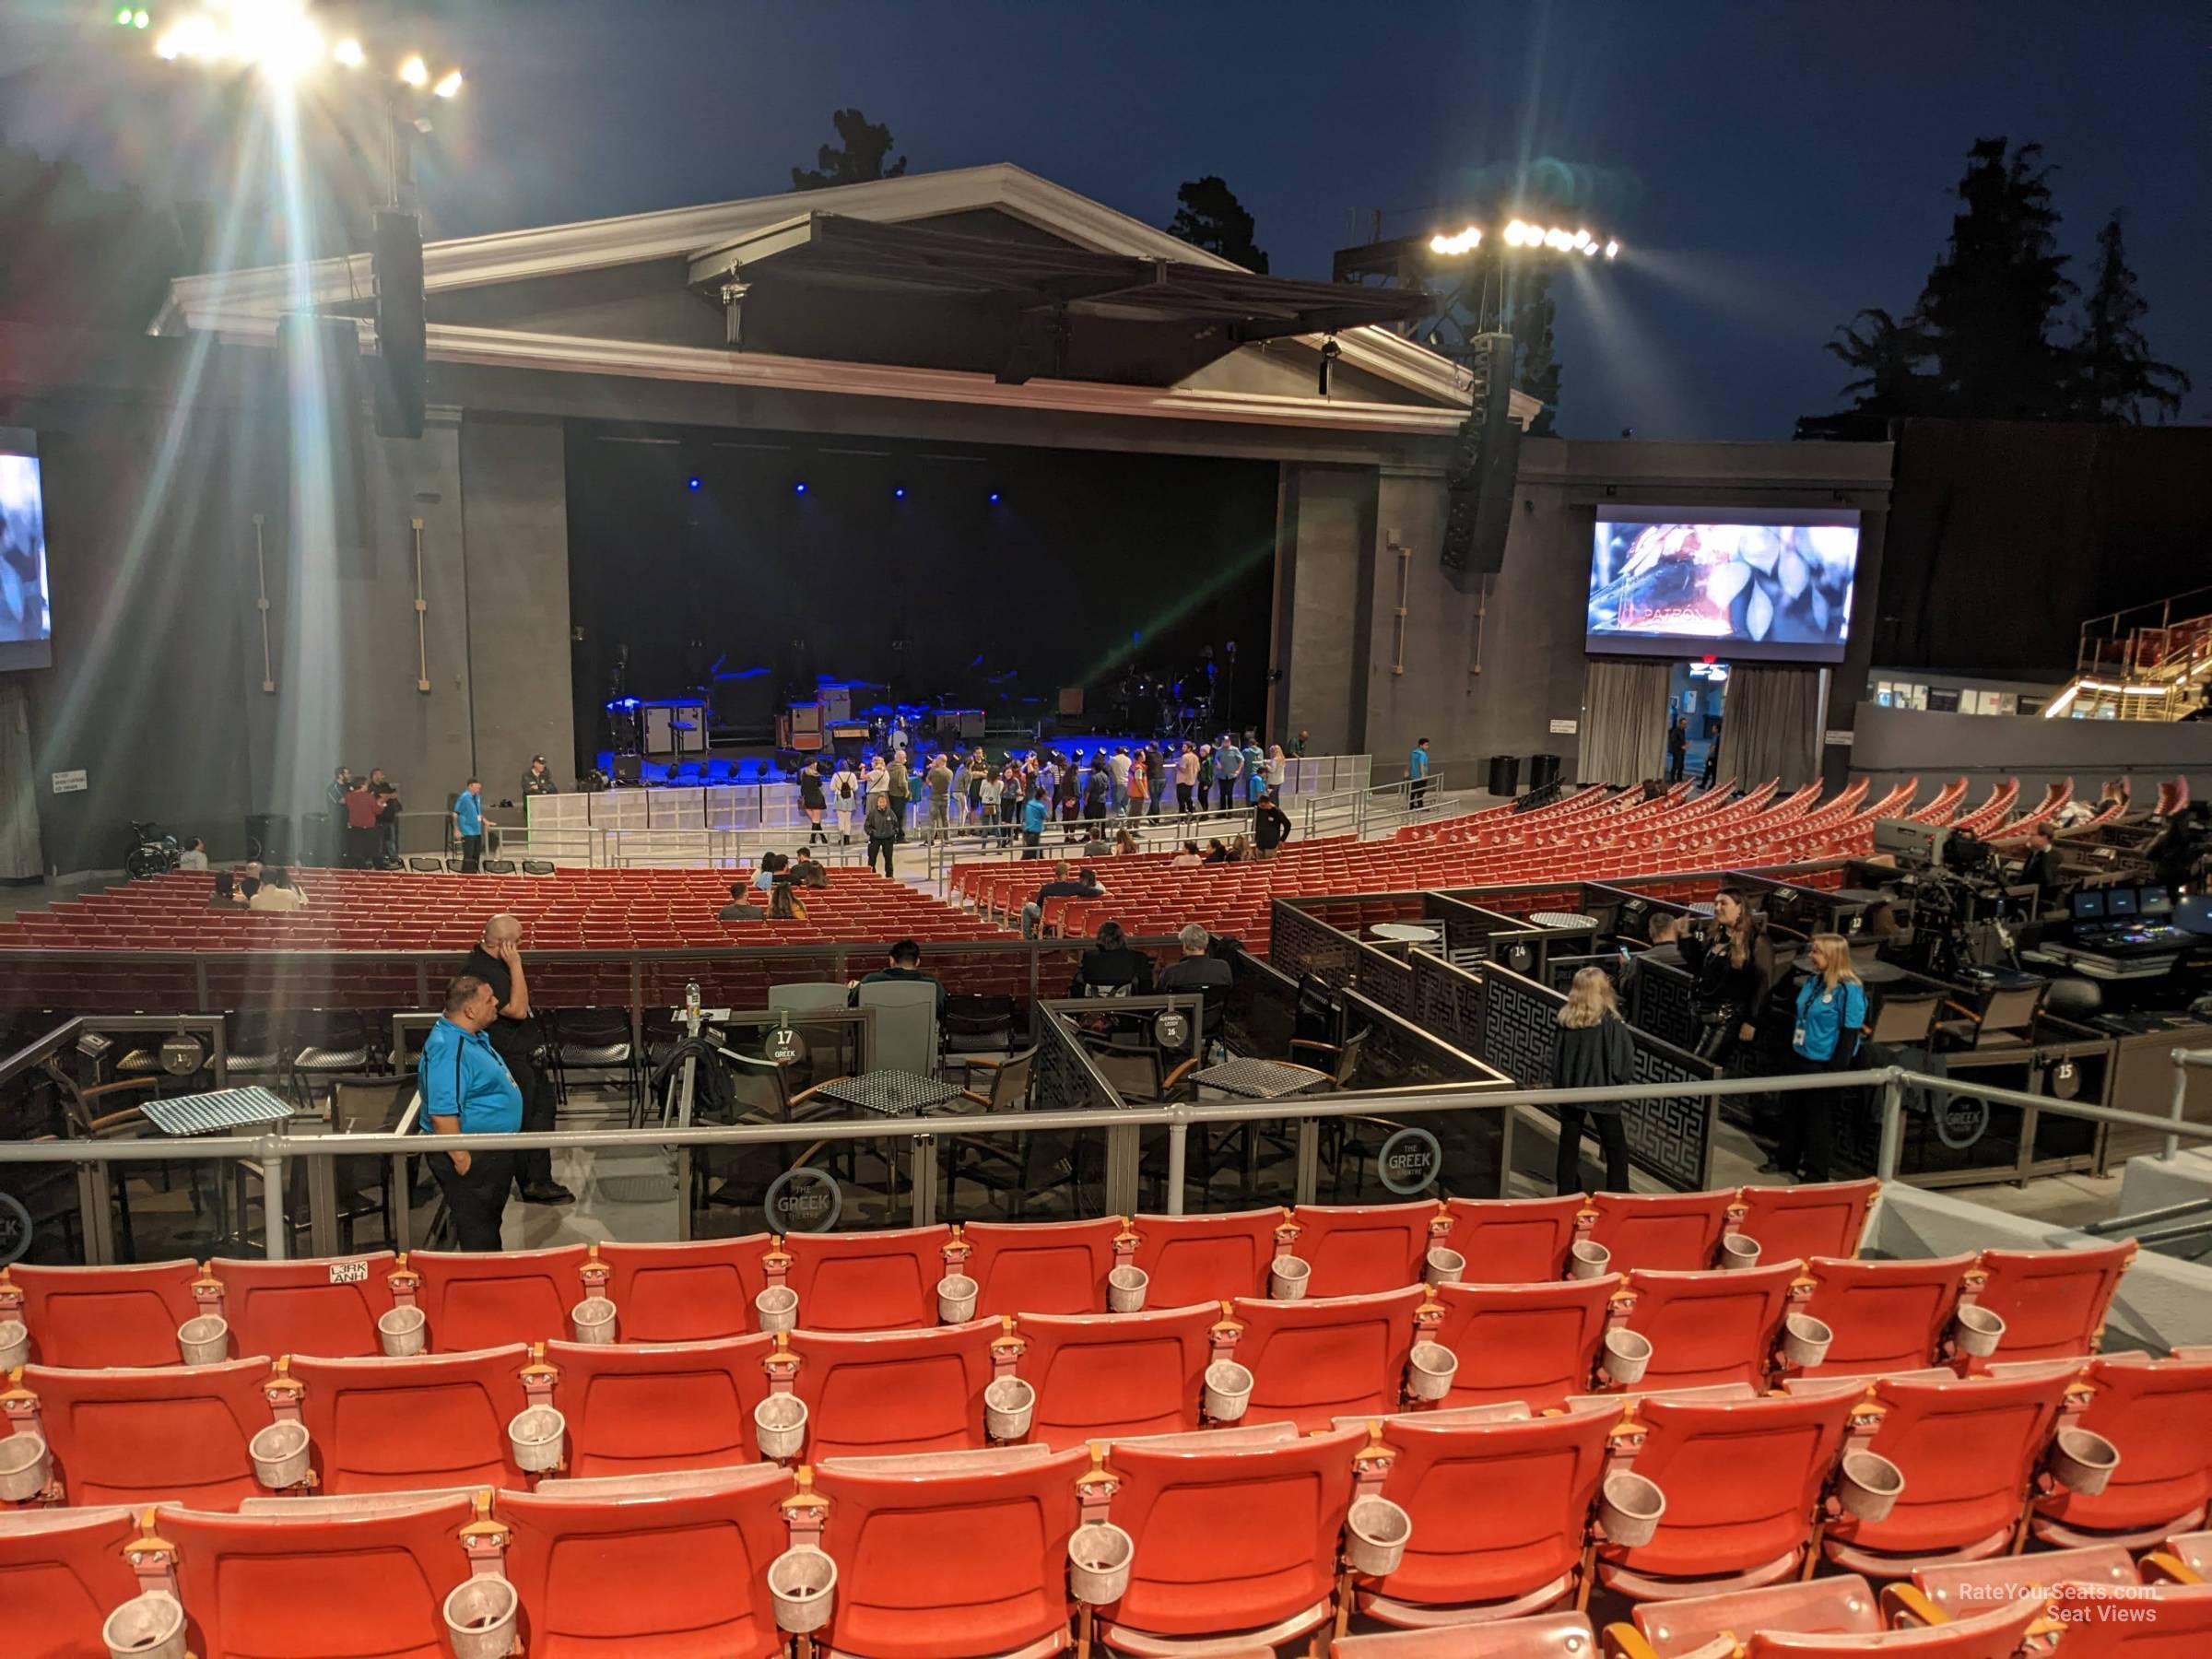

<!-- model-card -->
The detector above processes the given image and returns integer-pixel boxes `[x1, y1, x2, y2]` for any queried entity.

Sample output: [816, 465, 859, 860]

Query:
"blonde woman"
[1551, 965, 1635, 1194]
[1775, 933, 1867, 1182]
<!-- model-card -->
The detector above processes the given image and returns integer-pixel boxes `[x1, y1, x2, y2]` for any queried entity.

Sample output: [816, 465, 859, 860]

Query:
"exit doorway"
[1666, 661, 1727, 786]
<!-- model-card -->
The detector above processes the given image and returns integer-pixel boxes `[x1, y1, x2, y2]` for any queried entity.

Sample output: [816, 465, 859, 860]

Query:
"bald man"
[465, 914, 572, 1205]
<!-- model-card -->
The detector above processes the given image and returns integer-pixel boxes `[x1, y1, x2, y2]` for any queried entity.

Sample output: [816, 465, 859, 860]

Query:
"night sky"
[6, 0, 2207, 440]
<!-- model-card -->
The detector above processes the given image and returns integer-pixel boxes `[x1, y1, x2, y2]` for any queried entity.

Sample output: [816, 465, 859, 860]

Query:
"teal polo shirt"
[453, 791, 484, 836]
[420, 1018, 524, 1135]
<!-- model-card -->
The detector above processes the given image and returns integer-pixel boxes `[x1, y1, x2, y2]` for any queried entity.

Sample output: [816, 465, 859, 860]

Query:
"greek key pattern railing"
[1356, 950, 1415, 1022]
[1481, 965, 1714, 1192]
[1631, 962, 1701, 1053]
[1269, 902, 1359, 990]
[1413, 951, 1487, 1052]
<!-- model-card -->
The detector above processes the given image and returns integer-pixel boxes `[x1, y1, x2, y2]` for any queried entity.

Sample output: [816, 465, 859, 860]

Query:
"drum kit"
[1113, 651, 1222, 738]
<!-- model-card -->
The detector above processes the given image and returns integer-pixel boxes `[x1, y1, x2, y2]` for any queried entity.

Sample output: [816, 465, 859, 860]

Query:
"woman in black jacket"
[1551, 966, 1636, 1193]
[1675, 886, 1776, 1065]
[1075, 920, 1153, 997]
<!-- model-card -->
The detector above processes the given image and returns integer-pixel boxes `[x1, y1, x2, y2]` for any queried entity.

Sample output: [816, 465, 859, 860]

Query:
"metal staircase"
[2046, 583, 2212, 721]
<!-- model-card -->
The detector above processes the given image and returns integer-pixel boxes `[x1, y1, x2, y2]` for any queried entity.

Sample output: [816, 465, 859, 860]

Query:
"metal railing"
[1300, 771, 1451, 841]
[14, 1060, 2212, 1267]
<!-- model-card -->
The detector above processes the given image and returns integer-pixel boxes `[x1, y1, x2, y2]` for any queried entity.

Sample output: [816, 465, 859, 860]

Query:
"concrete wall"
[459, 417, 575, 800]
[1274, 465, 1376, 754]
[1850, 705, 2212, 802]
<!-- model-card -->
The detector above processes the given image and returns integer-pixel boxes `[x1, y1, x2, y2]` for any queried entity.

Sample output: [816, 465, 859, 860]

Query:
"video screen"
[1587, 507, 1861, 664]
[2107, 888, 2137, 916]
[0, 429, 52, 672]
[2071, 890, 2105, 922]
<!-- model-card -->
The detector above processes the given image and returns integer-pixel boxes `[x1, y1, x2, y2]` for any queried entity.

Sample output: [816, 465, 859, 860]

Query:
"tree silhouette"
[1916, 138, 2077, 419]
[789, 109, 908, 192]
[1508, 267, 1560, 435]
[1165, 176, 1268, 273]
[2069, 212, 2190, 423]
[1826, 306, 1937, 414]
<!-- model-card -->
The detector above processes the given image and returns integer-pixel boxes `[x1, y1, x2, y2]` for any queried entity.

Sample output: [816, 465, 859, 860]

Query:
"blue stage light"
[893, 486, 906, 500]
[988, 490, 1003, 505]
[687, 476, 701, 491]
[794, 481, 808, 496]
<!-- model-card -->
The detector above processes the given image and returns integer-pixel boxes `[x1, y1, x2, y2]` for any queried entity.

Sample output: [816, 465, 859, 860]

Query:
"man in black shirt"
[2015, 826, 2064, 911]
[1253, 791, 1292, 857]
[523, 756, 559, 797]
[718, 880, 764, 921]
[848, 938, 947, 1013]
[1024, 862, 1105, 938]
[369, 769, 402, 868]
[463, 913, 573, 1205]
[1666, 718, 1689, 782]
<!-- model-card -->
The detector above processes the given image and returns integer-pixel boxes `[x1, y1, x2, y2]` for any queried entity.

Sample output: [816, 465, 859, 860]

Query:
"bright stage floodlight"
[432, 68, 463, 98]
[398, 53, 429, 87]
[333, 37, 364, 67]
[1429, 225, 1483, 256]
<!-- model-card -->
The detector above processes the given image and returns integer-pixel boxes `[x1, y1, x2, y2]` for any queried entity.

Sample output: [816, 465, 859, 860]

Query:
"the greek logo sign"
[1936, 1094, 1991, 1151]
[764, 1166, 842, 1233]
[765, 1026, 806, 1066]
[1152, 1011, 1190, 1052]
[1376, 1125, 1442, 1195]
[0, 1193, 31, 1265]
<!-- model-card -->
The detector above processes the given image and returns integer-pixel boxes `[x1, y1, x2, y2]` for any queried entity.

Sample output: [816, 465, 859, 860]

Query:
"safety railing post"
[1876, 1069, 1906, 1183]
[909, 1133, 937, 1227]
[75, 1162, 114, 1265]
[1166, 1112, 1189, 1216]
[261, 1148, 288, 1261]
[2168, 1048, 2192, 1162]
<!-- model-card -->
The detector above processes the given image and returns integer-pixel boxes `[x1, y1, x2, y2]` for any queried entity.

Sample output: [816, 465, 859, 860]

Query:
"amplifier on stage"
[936, 708, 985, 744]
[778, 702, 825, 752]
[820, 685, 853, 723]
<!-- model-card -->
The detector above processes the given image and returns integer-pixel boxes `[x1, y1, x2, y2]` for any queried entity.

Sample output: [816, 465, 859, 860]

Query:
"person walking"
[418, 974, 525, 1251]
[887, 748, 912, 837]
[371, 769, 403, 867]
[452, 780, 488, 873]
[1214, 737, 1243, 810]
[925, 752, 955, 842]
[1700, 721, 1721, 788]
[1551, 966, 1635, 1194]
[1020, 784, 1050, 859]
[1127, 753, 1149, 823]
[976, 765, 1003, 845]
[830, 758, 860, 844]
[798, 760, 828, 845]
[1771, 934, 1867, 1182]
[342, 774, 381, 868]
[1666, 717, 1689, 783]
[1253, 790, 1293, 858]
[1109, 746, 1132, 813]
[464, 912, 572, 1206]
[1408, 738, 1431, 808]
[864, 792, 900, 877]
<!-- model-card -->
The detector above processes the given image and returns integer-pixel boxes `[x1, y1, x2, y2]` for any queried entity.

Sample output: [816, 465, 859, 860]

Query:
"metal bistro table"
[135, 1086, 301, 1255]
[1370, 922, 1442, 947]
[809, 1070, 966, 1118]
[1529, 911, 1599, 932]
[1191, 1057, 1332, 1100]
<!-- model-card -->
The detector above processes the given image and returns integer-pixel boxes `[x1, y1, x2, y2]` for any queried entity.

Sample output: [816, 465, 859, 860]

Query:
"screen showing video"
[1587, 508, 1860, 664]
[0, 429, 52, 672]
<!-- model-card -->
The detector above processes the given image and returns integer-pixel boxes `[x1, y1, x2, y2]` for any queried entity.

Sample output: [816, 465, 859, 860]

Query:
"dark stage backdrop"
[565, 422, 1278, 761]
[1874, 418, 2212, 678]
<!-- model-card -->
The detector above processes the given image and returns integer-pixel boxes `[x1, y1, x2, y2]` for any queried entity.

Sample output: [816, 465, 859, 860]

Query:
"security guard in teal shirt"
[419, 974, 524, 1250]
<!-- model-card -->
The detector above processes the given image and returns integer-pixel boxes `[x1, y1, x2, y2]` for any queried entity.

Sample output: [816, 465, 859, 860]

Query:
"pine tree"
[789, 110, 908, 192]
[2070, 212, 2191, 423]
[1165, 177, 1268, 273]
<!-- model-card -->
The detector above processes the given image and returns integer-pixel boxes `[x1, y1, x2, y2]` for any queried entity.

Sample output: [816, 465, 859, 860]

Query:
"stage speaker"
[1058, 686, 1084, 716]
[612, 754, 641, 784]
[1439, 331, 1521, 580]
[371, 209, 427, 440]
[277, 312, 366, 554]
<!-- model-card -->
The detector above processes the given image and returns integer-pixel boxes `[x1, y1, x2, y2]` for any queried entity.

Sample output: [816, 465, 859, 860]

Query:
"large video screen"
[1586, 507, 1860, 664]
[0, 429, 52, 672]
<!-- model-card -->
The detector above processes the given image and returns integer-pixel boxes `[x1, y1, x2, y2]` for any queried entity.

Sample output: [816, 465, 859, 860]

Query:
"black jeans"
[1557, 1107, 1630, 1194]
[430, 1148, 515, 1251]
[346, 826, 378, 868]
[1176, 784, 1194, 816]
[459, 833, 484, 872]
[1777, 1048, 1844, 1181]
[868, 835, 896, 877]
[506, 1053, 555, 1192]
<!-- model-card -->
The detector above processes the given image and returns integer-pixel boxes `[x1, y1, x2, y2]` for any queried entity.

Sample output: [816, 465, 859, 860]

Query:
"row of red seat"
[11, 1364, 2212, 1657]
[0, 1185, 1890, 1363]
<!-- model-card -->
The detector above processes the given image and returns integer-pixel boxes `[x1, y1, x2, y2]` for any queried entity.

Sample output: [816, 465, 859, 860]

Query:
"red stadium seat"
[547, 1334, 774, 1478]
[1798, 1255, 1974, 1376]
[1230, 1287, 1423, 1430]
[213, 1253, 397, 1359]
[1425, 1277, 1616, 1409]
[1097, 1423, 1362, 1653]
[292, 1346, 533, 1494]
[1441, 1195, 1586, 1284]
[1732, 1180, 1877, 1265]
[1598, 1391, 1856, 1598]
[0, 1503, 142, 1659]
[1825, 1370, 2073, 1574]
[500, 1465, 792, 1656]
[1334, 1613, 1596, 1656]
[6, 1260, 202, 1368]
[2033, 1355, 2212, 1548]
[779, 1225, 950, 1332]
[961, 1216, 1120, 1316]
[1615, 1575, 1884, 1655]
[1619, 1263, 1800, 1392]
[1360, 1409, 1613, 1625]
[1287, 1202, 1441, 1296]
[1017, 1304, 1214, 1447]
[789, 1321, 998, 1461]
[1899, 1543, 2139, 1619]
[1967, 1241, 2134, 1361]
[1586, 1192, 1733, 1273]
[160, 1494, 471, 1657]
[26, 1357, 273, 1510]
[592, 1238, 769, 1343]
[1130, 1207, 1282, 1306]
[405, 1244, 586, 1351]
[2043, 1582, 2212, 1658]
[816, 1444, 1088, 1658]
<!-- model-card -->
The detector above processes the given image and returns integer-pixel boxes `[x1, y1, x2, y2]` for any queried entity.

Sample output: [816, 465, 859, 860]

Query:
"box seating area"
[944, 774, 2116, 949]
[1, 1191, 2202, 1656]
